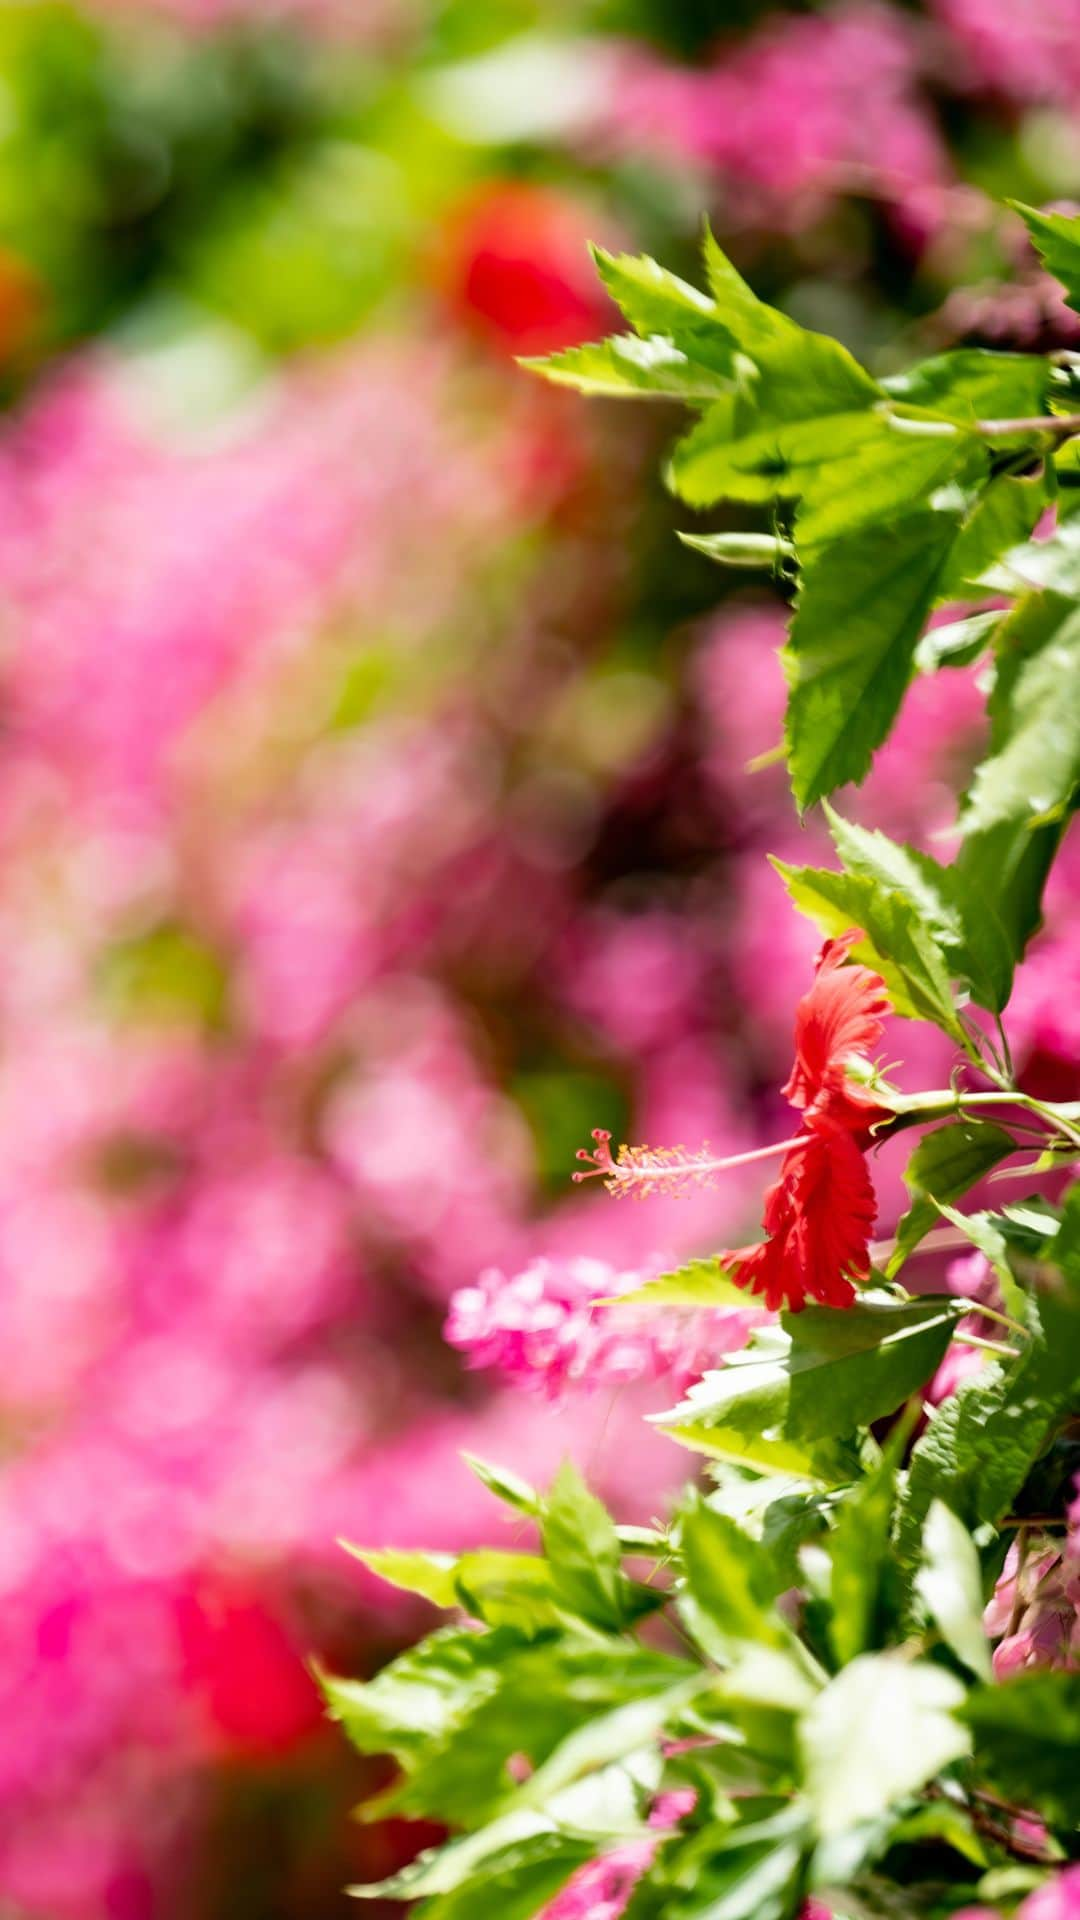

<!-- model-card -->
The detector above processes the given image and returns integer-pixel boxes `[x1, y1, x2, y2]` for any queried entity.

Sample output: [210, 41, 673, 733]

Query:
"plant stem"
[895, 1087, 1080, 1146]
[953, 1329, 1020, 1358]
[976, 411, 1080, 440]
[870, 1224, 973, 1262]
[973, 1303, 1029, 1341]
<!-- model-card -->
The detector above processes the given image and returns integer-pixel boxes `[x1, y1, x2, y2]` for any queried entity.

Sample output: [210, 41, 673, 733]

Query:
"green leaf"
[451, 1550, 569, 1634]
[339, 1544, 460, 1608]
[915, 609, 1001, 673]
[795, 420, 980, 551]
[1052, 1181, 1080, 1292]
[936, 470, 1051, 602]
[898, 1287, 1080, 1554]
[678, 1492, 797, 1659]
[524, 331, 736, 401]
[671, 409, 976, 546]
[822, 805, 1015, 1012]
[320, 1624, 523, 1771]
[772, 857, 967, 1039]
[541, 1461, 659, 1632]
[889, 1120, 1017, 1276]
[961, 1670, 1080, 1826]
[933, 1203, 1017, 1306]
[759, 1489, 833, 1595]
[827, 1445, 903, 1667]
[665, 1805, 808, 1920]
[702, 227, 876, 407]
[955, 815, 1064, 966]
[463, 1455, 541, 1517]
[801, 1654, 969, 1837]
[980, 521, 1080, 597]
[673, 232, 979, 543]
[1013, 200, 1080, 314]
[896, 1364, 1005, 1567]
[510, 1679, 700, 1817]
[961, 599, 1080, 836]
[914, 1498, 991, 1679]
[654, 1298, 963, 1473]
[591, 245, 732, 355]
[611, 1257, 753, 1311]
[999, 1197, 1063, 1257]
[881, 349, 1051, 425]
[880, 1799, 990, 1870]
[333, 1630, 694, 1830]
[351, 1829, 595, 1914]
[338, 1537, 612, 1640]
[783, 512, 961, 811]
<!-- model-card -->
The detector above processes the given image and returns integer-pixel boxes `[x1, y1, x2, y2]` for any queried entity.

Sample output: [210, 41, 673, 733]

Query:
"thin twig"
[976, 411, 1080, 440]
[954, 1329, 1020, 1358]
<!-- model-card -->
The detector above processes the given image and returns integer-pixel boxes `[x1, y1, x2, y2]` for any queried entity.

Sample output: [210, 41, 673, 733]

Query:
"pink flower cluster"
[984, 1488, 1080, 1677]
[933, 0, 1080, 105]
[0, 330, 704, 1915]
[0, 319, 998, 1913]
[446, 1254, 763, 1398]
[591, 4, 950, 235]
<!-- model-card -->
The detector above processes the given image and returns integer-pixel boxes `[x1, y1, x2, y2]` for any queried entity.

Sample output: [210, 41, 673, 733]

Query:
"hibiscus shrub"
[320, 207, 1080, 1920]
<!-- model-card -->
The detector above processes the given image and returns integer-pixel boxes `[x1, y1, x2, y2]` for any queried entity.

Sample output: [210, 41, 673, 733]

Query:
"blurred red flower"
[176, 1580, 324, 1761]
[437, 181, 614, 354]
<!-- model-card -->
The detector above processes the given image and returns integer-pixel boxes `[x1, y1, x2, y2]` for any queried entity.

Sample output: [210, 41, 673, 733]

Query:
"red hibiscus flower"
[576, 929, 894, 1311]
[726, 1128, 878, 1312]
[783, 928, 892, 1138]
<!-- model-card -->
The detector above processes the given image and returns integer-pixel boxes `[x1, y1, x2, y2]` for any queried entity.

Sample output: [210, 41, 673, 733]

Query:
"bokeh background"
[3, 1, 1080, 1915]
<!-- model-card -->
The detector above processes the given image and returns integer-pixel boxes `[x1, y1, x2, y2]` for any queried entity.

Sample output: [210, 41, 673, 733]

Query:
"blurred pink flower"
[446, 1253, 762, 1398]
[1021, 1867, 1080, 1920]
[537, 1785, 696, 1920]
[593, 4, 949, 232]
[934, 0, 1080, 104]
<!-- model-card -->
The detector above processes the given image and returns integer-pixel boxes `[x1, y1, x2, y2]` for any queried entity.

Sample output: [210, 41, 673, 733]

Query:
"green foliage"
[1012, 201, 1080, 315]
[653, 1298, 964, 1477]
[899, 1287, 1080, 1561]
[800, 1655, 969, 1836]
[772, 857, 967, 1038]
[524, 332, 736, 401]
[889, 1120, 1017, 1276]
[782, 514, 960, 811]
[962, 599, 1080, 837]
[677, 1492, 799, 1659]
[329, 211, 1080, 1920]
[610, 1258, 753, 1311]
[962, 1672, 1080, 1827]
[880, 348, 1050, 424]
[541, 1460, 664, 1632]
[914, 1499, 991, 1680]
[529, 222, 1080, 869]
[822, 808, 1016, 1014]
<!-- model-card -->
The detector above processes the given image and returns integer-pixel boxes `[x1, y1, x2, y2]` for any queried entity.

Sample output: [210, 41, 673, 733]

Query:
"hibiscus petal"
[782, 928, 891, 1135]
[726, 1130, 876, 1312]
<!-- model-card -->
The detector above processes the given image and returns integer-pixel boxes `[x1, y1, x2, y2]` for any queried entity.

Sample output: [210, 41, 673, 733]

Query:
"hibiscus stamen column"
[574, 929, 897, 1312]
[572, 1128, 813, 1196]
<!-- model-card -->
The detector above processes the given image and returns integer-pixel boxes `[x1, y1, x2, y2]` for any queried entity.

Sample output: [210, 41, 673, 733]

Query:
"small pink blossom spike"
[445, 1255, 763, 1398]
